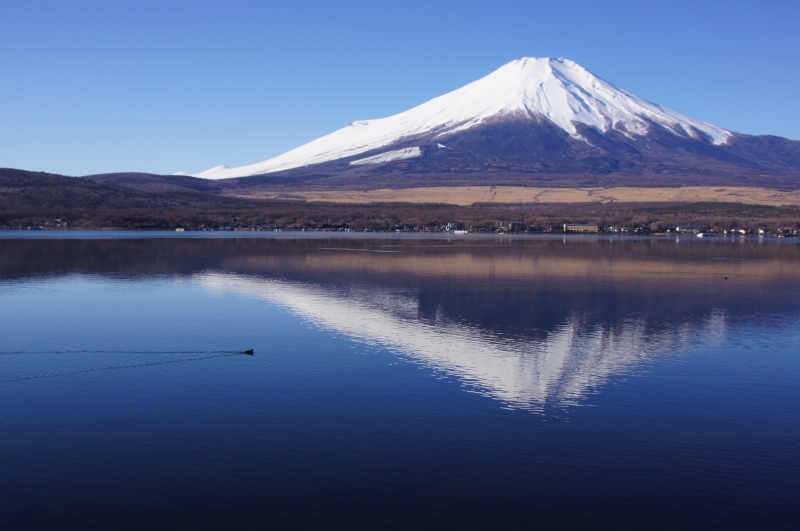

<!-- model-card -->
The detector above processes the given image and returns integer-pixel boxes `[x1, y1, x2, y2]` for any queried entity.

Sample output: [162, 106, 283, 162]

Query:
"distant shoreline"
[0, 230, 797, 243]
[2, 168, 798, 233]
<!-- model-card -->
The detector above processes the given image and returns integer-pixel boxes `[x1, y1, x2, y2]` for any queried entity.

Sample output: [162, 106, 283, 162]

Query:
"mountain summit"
[181, 58, 800, 188]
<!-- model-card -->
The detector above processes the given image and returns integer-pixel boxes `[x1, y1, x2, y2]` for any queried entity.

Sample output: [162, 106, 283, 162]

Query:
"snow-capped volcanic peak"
[183, 57, 732, 179]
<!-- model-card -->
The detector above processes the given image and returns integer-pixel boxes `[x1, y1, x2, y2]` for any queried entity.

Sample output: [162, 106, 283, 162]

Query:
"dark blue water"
[1, 234, 798, 530]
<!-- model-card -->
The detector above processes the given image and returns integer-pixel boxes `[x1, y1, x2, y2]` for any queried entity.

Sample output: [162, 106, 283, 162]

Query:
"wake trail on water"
[0, 352, 248, 385]
[0, 350, 242, 355]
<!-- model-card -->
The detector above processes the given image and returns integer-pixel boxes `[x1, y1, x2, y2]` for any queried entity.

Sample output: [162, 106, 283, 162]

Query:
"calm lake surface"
[1, 233, 799, 530]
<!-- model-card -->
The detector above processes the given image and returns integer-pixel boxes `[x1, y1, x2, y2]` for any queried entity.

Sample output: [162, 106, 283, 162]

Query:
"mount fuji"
[178, 57, 800, 189]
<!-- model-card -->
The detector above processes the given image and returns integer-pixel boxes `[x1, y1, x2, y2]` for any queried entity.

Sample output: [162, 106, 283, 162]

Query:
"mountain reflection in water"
[1, 235, 798, 411]
[200, 273, 729, 410]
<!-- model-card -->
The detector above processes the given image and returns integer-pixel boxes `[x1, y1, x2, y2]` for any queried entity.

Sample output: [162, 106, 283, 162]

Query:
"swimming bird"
[245, 349, 254, 355]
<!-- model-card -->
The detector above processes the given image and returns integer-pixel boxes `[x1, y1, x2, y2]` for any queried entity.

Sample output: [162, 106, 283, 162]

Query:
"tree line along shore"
[2, 201, 799, 236]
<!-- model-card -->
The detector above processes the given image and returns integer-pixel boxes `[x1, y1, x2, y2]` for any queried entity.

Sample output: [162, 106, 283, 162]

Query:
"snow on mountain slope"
[182, 57, 732, 180]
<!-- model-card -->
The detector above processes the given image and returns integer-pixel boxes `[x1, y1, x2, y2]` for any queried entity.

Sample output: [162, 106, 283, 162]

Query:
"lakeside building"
[564, 224, 599, 233]
[499, 221, 525, 232]
[669, 226, 698, 234]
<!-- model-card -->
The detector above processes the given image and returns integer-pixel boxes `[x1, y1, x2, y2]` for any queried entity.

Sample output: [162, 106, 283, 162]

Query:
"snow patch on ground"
[350, 147, 421, 165]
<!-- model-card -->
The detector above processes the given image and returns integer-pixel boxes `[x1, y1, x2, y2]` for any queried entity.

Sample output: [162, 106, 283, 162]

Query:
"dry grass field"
[229, 186, 800, 207]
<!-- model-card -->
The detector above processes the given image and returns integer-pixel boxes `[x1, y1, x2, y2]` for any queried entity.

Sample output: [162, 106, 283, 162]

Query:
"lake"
[1, 232, 798, 530]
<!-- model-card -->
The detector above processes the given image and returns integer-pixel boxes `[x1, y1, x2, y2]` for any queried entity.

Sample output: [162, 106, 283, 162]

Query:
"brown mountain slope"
[0, 168, 261, 228]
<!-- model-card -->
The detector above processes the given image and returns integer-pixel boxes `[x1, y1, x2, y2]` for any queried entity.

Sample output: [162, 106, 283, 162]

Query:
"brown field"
[229, 186, 800, 207]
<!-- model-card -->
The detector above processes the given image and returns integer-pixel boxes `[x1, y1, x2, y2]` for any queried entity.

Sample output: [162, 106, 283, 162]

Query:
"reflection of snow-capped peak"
[197, 273, 728, 409]
[182, 57, 731, 179]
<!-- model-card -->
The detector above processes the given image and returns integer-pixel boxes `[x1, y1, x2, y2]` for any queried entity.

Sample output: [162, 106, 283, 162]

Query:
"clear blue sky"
[2, 0, 798, 176]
